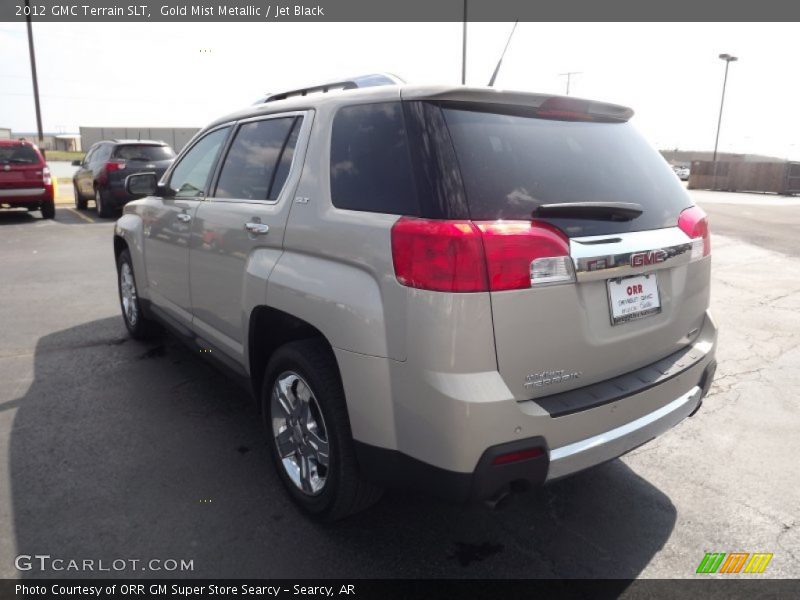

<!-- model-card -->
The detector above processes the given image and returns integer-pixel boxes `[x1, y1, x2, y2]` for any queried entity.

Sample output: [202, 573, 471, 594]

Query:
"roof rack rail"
[257, 73, 404, 104]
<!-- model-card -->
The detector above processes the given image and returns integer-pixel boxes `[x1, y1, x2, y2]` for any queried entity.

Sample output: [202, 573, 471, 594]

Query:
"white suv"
[114, 75, 717, 520]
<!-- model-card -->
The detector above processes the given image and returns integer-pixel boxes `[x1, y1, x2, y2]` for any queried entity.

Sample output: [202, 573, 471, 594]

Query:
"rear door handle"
[244, 222, 269, 235]
[176, 213, 192, 223]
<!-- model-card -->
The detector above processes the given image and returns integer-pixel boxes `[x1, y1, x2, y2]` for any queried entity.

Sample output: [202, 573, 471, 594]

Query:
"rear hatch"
[402, 95, 710, 401]
[0, 144, 46, 191]
[108, 144, 175, 184]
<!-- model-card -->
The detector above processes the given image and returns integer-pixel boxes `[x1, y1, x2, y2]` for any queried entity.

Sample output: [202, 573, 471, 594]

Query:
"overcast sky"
[1, 22, 798, 158]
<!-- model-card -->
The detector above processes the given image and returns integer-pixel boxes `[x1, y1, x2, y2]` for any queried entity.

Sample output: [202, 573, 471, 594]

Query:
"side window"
[94, 144, 111, 163]
[83, 145, 97, 164]
[215, 117, 299, 201]
[329, 102, 419, 215]
[169, 127, 230, 198]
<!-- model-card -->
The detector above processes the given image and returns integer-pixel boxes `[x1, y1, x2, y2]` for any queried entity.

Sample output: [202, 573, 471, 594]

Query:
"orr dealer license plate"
[607, 273, 661, 325]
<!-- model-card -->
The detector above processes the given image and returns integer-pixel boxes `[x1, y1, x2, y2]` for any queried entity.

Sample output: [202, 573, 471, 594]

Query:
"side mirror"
[125, 172, 158, 196]
[71, 159, 82, 166]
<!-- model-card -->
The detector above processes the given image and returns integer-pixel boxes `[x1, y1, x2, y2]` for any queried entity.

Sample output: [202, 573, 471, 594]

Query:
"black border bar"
[3, 579, 800, 600]
[3, 0, 800, 22]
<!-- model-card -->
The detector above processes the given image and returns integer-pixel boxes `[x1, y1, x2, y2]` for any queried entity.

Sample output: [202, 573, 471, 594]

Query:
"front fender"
[114, 212, 149, 301]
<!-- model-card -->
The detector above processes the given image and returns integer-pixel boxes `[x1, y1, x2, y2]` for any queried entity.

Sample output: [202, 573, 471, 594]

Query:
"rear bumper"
[0, 187, 51, 206]
[546, 384, 702, 481]
[347, 311, 717, 502]
[355, 360, 714, 502]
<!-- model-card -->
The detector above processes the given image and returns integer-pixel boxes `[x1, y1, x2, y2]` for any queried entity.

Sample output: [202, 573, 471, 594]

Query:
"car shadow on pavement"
[9, 317, 676, 580]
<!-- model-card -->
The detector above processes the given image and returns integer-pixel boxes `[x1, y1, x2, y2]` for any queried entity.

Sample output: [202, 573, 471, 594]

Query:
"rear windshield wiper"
[533, 202, 643, 221]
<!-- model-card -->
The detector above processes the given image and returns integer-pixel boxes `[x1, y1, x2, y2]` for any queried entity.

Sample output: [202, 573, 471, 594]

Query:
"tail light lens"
[391, 218, 574, 292]
[390, 218, 487, 292]
[105, 160, 126, 172]
[475, 221, 573, 290]
[41, 166, 52, 186]
[678, 206, 710, 260]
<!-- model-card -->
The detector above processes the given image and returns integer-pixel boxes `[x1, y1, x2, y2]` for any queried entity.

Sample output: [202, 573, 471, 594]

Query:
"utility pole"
[461, 0, 467, 84]
[24, 0, 44, 149]
[558, 71, 582, 95]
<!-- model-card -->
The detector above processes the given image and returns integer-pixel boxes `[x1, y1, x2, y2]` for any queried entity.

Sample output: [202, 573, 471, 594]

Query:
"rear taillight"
[106, 160, 126, 172]
[390, 217, 574, 293]
[41, 166, 52, 186]
[678, 206, 710, 260]
[390, 218, 487, 292]
[475, 221, 573, 290]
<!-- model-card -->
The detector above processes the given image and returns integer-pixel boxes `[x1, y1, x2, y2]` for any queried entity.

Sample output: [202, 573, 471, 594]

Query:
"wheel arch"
[248, 306, 335, 406]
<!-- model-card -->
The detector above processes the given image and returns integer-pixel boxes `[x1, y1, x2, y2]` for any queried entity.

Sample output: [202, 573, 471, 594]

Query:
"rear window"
[113, 145, 175, 161]
[0, 144, 41, 164]
[329, 102, 419, 215]
[441, 106, 693, 236]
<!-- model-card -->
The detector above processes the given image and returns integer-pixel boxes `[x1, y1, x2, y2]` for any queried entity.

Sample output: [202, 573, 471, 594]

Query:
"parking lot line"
[66, 208, 95, 224]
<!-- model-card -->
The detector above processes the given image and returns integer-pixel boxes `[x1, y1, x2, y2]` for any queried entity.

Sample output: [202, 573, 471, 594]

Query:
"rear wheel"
[74, 183, 87, 209]
[117, 248, 159, 339]
[95, 187, 114, 219]
[262, 340, 382, 521]
[40, 199, 55, 219]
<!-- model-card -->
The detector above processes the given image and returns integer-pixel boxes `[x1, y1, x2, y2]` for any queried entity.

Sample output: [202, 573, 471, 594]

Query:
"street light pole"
[24, 0, 44, 149]
[712, 53, 738, 163]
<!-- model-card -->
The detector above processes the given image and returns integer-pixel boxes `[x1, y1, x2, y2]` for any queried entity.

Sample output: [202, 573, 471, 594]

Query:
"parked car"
[673, 165, 690, 181]
[72, 140, 175, 218]
[0, 139, 54, 219]
[114, 75, 717, 520]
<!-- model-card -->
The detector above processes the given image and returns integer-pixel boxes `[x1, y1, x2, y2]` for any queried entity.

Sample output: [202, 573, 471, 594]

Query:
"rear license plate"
[607, 274, 661, 325]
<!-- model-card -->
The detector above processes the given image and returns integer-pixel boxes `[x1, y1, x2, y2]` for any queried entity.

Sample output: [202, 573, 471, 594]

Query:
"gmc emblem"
[630, 249, 668, 267]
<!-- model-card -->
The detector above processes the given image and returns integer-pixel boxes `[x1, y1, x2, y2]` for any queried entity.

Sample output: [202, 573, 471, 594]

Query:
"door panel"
[143, 126, 231, 324]
[189, 114, 307, 360]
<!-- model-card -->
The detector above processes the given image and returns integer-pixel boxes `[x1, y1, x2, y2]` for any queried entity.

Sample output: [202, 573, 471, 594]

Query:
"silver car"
[114, 75, 717, 520]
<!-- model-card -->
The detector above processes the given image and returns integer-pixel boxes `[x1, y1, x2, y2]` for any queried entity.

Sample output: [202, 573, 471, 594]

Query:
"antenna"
[461, 0, 467, 84]
[488, 21, 518, 87]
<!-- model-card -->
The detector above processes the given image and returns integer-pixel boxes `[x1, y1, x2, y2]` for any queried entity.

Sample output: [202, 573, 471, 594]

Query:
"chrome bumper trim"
[546, 385, 702, 481]
[0, 187, 46, 198]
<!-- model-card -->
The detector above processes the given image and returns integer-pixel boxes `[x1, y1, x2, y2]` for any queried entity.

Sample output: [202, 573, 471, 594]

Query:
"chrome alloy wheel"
[119, 262, 139, 327]
[271, 371, 330, 495]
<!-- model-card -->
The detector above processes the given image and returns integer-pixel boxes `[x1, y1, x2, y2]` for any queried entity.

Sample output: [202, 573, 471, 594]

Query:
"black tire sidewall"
[116, 249, 144, 337]
[41, 200, 55, 219]
[261, 344, 346, 517]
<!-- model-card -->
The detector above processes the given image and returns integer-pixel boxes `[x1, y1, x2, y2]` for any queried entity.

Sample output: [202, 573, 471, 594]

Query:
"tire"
[116, 248, 159, 339]
[40, 199, 55, 219]
[262, 340, 383, 521]
[95, 186, 114, 219]
[74, 183, 87, 209]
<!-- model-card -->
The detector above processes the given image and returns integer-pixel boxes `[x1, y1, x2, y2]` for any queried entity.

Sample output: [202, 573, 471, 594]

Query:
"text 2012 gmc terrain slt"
[113, 75, 717, 520]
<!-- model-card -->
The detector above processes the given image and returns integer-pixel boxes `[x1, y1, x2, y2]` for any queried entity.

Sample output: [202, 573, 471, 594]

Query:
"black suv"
[72, 140, 175, 217]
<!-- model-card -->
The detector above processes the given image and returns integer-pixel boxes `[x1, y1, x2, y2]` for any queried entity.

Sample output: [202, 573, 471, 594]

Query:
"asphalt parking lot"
[0, 192, 798, 580]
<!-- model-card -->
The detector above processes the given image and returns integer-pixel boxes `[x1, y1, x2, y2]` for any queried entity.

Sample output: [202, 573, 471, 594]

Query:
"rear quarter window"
[329, 102, 419, 215]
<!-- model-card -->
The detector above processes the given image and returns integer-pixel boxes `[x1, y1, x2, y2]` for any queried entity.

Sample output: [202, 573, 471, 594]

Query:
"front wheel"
[74, 183, 87, 209]
[116, 248, 159, 339]
[262, 340, 382, 521]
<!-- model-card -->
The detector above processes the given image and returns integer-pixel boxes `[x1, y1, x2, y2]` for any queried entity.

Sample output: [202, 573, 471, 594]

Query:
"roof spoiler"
[400, 87, 634, 122]
[256, 73, 405, 104]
